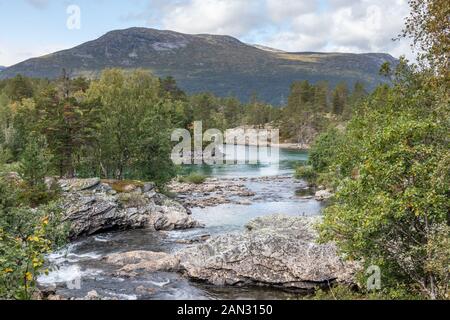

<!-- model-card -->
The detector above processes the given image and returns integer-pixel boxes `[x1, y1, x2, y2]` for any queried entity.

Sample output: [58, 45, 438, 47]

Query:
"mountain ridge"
[0, 27, 398, 104]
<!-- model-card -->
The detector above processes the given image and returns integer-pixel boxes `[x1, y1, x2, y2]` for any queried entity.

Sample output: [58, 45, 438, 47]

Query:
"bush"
[309, 128, 343, 173]
[319, 69, 450, 299]
[0, 179, 69, 299]
[309, 284, 424, 300]
[178, 173, 207, 184]
[295, 165, 317, 185]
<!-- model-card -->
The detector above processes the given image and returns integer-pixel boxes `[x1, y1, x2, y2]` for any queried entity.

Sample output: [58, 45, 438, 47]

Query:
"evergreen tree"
[18, 135, 50, 188]
[343, 81, 367, 120]
[5, 75, 34, 102]
[159, 76, 187, 101]
[314, 81, 329, 113]
[332, 82, 349, 115]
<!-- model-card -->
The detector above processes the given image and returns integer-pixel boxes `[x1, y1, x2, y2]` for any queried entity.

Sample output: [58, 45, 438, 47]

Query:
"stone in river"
[175, 214, 359, 291]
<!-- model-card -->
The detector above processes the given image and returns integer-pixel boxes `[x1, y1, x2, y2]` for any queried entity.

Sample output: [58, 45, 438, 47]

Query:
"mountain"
[0, 66, 5, 72]
[0, 27, 398, 104]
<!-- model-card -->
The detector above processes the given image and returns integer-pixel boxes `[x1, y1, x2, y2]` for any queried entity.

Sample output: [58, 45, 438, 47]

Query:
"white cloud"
[160, 0, 264, 36]
[258, 0, 413, 59]
[266, 0, 317, 22]
[143, 0, 413, 59]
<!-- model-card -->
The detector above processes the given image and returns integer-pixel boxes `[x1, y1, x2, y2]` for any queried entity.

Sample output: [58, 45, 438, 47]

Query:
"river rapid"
[38, 146, 325, 300]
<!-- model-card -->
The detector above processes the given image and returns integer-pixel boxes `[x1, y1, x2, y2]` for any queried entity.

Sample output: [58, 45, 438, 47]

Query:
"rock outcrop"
[168, 178, 255, 208]
[59, 178, 202, 239]
[104, 251, 180, 276]
[314, 189, 334, 201]
[175, 214, 358, 291]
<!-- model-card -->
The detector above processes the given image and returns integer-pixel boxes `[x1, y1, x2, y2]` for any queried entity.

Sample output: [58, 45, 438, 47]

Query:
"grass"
[276, 53, 321, 63]
[178, 173, 207, 185]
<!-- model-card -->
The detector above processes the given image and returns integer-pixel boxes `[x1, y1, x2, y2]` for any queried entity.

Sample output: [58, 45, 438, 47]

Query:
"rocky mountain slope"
[0, 27, 398, 104]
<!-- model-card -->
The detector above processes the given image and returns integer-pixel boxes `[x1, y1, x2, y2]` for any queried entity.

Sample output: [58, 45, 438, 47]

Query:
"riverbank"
[35, 172, 346, 300]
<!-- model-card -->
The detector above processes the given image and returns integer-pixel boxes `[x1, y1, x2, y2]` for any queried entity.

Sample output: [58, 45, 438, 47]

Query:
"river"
[38, 146, 324, 300]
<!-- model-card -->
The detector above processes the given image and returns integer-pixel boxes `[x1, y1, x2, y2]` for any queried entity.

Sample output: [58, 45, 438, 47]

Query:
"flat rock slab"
[104, 250, 180, 276]
[175, 214, 358, 290]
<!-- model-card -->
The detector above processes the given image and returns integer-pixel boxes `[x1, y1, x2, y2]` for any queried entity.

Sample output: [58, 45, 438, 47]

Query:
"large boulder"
[61, 179, 202, 239]
[104, 250, 180, 275]
[175, 214, 358, 291]
[314, 189, 333, 201]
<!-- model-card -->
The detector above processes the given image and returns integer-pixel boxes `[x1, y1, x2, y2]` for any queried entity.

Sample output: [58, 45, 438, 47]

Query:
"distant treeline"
[0, 69, 368, 183]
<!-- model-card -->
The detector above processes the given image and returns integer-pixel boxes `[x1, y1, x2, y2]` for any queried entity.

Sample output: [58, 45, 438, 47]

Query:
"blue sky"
[0, 0, 413, 66]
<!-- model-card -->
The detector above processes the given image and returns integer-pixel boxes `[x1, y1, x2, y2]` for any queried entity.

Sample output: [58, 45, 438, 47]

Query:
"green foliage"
[309, 128, 344, 173]
[0, 179, 69, 300]
[17, 135, 60, 207]
[401, 0, 449, 77]
[294, 165, 317, 186]
[0, 69, 364, 188]
[309, 284, 424, 300]
[178, 173, 207, 184]
[36, 83, 100, 177]
[159, 76, 187, 101]
[83, 69, 179, 184]
[281, 80, 338, 145]
[318, 67, 450, 299]
[4, 75, 34, 102]
[18, 135, 51, 188]
[332, 82, 349, 115]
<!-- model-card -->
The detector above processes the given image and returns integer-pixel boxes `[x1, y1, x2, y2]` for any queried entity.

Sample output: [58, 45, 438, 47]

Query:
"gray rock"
[175, 214, 358, 291]
[60, 179, 202, 239]
[104, 250, 180, 275]
[142, 182, 156, 193]
[59, 178, 100, 192]
[85, 290, 100, 300]
[314, 189, 333, 201]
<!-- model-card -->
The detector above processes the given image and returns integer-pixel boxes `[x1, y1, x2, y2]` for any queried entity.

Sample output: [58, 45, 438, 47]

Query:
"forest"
[0, 69, 363, 184]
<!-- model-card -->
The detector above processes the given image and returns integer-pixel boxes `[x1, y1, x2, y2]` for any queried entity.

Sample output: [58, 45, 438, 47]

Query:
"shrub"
[0, 195, 69, 299]
[0, 179, 69, 299]
[295, 165, 317, 186]
[309, 128, 343, 173]
[178, 173, 207, 185]
[319, 70, 450, 299]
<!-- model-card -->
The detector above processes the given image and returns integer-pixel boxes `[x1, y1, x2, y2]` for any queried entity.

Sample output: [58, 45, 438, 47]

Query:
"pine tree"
[343, 82, 367, 120]
[332, 82, 349, 115]
[37, 85, 99, 178]
[6, 75, 34, 102]
[314, 81, 329, 113]
[18, 135, 50, 188]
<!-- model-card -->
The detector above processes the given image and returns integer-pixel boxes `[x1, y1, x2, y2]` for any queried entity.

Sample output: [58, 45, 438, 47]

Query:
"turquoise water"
[181, 145, 308, 178]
